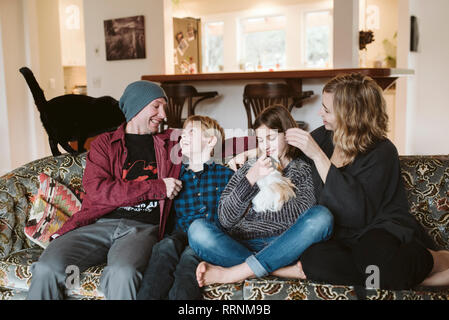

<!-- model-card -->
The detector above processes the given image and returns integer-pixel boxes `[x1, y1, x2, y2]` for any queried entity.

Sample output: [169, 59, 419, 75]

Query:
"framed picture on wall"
[104, 15, 146, 61]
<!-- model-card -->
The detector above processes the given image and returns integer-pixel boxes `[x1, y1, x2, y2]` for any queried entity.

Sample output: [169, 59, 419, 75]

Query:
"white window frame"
[238, 14, 288, 71]
[202, 20, 225, 73]
[301, 8, 334, 69]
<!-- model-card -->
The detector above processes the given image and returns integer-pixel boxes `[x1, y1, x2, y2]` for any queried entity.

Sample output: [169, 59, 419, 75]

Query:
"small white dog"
[252, 157, 296, 212]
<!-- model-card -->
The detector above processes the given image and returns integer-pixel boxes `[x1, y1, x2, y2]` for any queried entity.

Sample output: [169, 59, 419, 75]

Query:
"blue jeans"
[188, 205, 333, 278]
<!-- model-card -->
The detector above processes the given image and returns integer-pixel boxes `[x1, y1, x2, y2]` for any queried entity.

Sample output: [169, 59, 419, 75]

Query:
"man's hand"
[246, 154, 274, 186]
[163, 178, 183, 200]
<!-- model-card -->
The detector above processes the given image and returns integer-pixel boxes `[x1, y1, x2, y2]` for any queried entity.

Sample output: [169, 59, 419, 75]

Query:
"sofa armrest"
[0, 152, 87, 256]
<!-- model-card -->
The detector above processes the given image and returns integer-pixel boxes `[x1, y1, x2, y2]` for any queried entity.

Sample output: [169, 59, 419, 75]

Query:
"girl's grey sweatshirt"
[218, 158, 316, 240]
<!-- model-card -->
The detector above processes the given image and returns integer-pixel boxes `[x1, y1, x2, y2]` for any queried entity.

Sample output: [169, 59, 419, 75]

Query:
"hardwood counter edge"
[142, 68, 414, 83]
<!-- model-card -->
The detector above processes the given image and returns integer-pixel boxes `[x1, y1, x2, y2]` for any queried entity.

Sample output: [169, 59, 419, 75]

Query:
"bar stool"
[161, 83, 218, 128]
[243, 82, 313, 129]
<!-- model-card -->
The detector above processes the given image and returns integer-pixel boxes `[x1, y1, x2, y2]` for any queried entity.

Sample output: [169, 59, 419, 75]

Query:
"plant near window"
[382, 32, 397, 68]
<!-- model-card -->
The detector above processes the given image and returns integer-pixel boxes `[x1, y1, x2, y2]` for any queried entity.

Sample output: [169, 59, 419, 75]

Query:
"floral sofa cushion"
[0, 191, 14, 258]
[241, 278, 449, 300]
[400, 155, 449, 250]
[0, 153, 448, 300]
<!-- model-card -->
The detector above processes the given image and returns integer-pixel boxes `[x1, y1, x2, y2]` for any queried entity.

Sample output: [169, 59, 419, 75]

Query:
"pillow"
[36, 173, 82, 215]
[25, 198, 71, 248]
[25, 173, 82, 248]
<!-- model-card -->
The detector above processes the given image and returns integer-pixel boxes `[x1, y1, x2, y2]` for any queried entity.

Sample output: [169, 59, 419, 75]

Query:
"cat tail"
[19, 67, 47, 111]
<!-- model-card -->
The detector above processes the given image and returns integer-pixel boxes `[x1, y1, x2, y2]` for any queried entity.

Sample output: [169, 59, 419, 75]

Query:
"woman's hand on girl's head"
[286, 128, 332, 183]
[246, 154, 274, 186]
[285, 128, 322, 161]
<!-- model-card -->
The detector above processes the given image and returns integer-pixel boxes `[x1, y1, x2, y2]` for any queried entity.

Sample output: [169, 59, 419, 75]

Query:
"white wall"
[83, 0, 173, 99]
[28, 0, 64, 159]
[395, 0, 411, 155]
[0, 0, 63, 174]
[402, 0, 449, 154]
[59, 0, 86, 66]
[0, 14, 12, 175]
[0, 0, 32, 173]
[333, 0, 358, 68]
[35, 0, 66, 110]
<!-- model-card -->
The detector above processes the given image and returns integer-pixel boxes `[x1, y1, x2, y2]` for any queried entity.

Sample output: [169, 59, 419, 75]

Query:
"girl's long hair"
[253, 104, 301, 161]
[323, 73, 389, 163]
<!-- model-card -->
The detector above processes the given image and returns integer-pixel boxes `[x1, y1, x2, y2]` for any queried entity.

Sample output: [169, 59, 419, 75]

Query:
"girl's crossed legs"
[187, 205, 333, 287]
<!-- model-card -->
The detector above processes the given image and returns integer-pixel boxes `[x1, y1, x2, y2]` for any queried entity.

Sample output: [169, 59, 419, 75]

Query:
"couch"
[0, 152, 448, 300]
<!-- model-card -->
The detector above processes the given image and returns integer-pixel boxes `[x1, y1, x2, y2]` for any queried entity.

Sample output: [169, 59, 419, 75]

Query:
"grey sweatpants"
[26, 218, 158, 300]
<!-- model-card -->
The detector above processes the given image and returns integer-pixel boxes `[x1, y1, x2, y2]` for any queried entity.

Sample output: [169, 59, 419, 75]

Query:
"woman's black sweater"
[304, 126, 436, 249]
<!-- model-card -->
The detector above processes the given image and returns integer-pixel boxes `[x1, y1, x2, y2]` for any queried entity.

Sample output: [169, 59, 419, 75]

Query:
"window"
[202, 21, 224, 72]
[198, 4, 333, 72]
[304, 10, 332, 68]
[239, 15, 286, 71]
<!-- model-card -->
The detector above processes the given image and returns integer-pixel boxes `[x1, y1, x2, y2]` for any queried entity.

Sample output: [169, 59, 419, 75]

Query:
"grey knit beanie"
[119, 80, 167, 122]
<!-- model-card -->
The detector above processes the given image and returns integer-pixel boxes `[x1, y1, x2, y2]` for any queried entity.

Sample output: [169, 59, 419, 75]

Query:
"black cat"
[19, 67, 125, 156]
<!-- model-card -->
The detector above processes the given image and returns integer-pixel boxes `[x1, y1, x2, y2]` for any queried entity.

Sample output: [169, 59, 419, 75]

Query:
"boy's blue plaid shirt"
[174, 160, 235, 233]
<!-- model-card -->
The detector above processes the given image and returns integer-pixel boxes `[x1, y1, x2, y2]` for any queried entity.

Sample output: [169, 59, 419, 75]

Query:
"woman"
[188, 105, 333, 287]
[285, 73, 449, 289]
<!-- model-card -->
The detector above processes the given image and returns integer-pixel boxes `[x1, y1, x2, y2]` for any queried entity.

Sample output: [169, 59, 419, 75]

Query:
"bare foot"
[421, 267, 449, 287]
[438, 250, 449, 268]
[271, 261, 307, 280]
[196, 261, 207, 287]
[196, 261, 254, 287]
[428, 250, 449, 274]
[421, 250, 449, 287]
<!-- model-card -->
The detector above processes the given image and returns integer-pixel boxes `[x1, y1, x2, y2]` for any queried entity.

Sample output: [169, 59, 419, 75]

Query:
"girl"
[188, 105, 333, 287]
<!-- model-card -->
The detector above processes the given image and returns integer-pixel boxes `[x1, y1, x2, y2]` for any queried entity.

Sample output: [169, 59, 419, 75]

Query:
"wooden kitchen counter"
[142, 68, 414, 90]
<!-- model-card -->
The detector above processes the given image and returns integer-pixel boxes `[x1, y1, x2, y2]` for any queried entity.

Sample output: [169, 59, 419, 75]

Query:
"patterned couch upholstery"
[0, 153, 448, 300]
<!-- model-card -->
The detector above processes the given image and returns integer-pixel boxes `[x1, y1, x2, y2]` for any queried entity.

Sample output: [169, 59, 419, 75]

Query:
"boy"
[136, 115, 234, 300]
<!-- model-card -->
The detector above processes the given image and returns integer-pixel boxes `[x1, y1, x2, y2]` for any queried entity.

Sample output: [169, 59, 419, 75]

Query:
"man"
[27, 80, 182, 300]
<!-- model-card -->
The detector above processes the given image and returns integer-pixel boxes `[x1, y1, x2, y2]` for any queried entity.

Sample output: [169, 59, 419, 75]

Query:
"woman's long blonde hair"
[323, 73, 389, 163]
